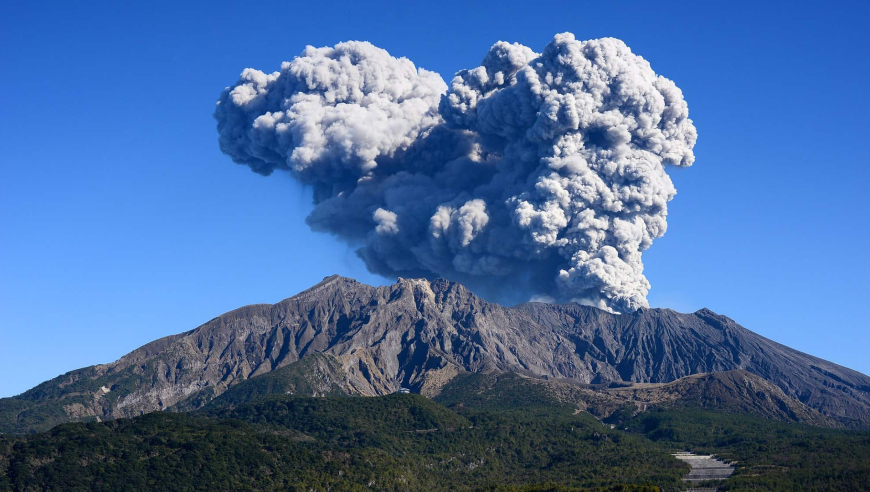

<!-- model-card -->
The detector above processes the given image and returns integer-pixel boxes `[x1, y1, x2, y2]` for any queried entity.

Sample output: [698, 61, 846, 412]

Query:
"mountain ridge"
[2, 275, 869, 434]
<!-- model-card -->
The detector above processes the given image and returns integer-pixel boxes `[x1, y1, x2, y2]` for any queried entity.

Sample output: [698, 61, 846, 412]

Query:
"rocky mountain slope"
[186, 353, 365, 412]
[432, 370, 837, 427]
[2, 275, 869, 434]
[154, 351, 836, 429]
[595, 370, 840, 427]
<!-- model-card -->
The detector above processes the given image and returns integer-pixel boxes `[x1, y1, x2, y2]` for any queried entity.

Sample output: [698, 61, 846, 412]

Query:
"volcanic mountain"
[2, 275, 869, 434]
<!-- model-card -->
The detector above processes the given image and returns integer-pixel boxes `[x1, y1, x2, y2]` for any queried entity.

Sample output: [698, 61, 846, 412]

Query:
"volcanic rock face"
[596, 370, 841, 427]
[2, 276, 869, 434]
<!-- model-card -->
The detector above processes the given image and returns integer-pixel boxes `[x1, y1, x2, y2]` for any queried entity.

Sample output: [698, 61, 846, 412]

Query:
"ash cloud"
[215, 33, 697, 313]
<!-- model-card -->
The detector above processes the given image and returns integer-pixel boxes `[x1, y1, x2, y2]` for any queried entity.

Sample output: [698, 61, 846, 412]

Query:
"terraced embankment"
[672, 452, 734, 482]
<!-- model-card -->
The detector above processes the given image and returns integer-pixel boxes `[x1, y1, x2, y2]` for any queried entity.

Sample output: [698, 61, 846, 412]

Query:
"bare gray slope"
[432, 369, 837, 427]
[2, 275, 869, 434]
[597, 370, 840, 427]
[516, 302, 870, 424]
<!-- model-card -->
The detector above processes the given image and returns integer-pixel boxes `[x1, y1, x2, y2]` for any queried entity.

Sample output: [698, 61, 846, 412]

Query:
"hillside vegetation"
[0, 394, 682, 491]
[623, 409, 870, 491]
[3, 382, 870, 491]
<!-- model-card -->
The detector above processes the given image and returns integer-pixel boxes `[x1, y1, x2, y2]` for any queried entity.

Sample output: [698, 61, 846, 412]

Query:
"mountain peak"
[694, 307, 718, 316]
[283, 274, 362, 302]
[2, 275, 870, 435]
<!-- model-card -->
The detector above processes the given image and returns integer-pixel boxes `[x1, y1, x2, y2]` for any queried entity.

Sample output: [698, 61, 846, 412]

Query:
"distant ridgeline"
[1, 276, 869, 489]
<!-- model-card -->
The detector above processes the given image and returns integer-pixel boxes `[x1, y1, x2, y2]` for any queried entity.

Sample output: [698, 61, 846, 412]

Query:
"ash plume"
[215, 33, 697, 313]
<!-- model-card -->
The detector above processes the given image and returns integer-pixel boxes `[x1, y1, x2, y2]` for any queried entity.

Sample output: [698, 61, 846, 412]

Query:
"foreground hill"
[186, 356, 833, 428]
[2, 275, 869, 434]
[433, 370, 838, 428]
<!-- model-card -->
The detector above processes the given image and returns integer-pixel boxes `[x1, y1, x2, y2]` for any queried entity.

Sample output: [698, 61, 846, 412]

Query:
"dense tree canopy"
[0, 391, 868, 491]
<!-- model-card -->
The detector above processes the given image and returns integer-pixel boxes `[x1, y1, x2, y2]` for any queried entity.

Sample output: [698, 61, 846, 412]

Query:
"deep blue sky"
[1, 1, 868, 397]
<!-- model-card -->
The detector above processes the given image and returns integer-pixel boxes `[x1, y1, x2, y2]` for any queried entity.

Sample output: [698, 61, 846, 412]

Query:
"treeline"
[0, 394, 679, 491]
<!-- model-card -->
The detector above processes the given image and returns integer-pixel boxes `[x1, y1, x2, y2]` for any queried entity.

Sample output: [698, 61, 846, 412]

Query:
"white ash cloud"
[215, 33, 697, 313]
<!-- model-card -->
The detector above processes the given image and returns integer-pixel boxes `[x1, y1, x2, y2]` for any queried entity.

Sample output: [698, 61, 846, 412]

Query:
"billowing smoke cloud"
[215, 33, 697, 313]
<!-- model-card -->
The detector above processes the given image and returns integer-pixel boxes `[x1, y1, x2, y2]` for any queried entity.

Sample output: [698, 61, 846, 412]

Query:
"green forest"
[0, 389, 868, 491]
[626, 409, 870, 491]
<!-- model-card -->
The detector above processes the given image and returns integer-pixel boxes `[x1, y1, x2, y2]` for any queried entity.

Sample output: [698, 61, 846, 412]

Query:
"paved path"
[672, 452, 734, 482]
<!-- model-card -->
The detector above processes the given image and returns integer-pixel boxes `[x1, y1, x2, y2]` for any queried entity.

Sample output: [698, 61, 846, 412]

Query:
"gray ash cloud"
[215, 33, 697, 313]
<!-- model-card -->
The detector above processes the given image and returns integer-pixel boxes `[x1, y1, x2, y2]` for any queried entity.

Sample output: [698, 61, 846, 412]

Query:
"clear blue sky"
[1, 0, 868, 397]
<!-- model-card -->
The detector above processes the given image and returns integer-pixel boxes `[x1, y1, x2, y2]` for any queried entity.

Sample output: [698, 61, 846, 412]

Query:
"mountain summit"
[2, 275, 869, 434]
